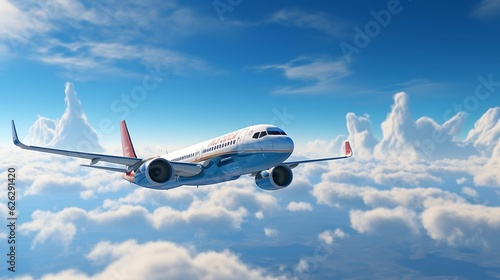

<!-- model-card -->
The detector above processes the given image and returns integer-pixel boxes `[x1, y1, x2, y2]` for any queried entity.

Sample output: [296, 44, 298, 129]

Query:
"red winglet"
[120, 120, 137, 159]
[345, 141, 352, 157]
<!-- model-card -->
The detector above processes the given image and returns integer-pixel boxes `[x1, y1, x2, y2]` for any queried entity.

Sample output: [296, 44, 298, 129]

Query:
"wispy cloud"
[257, 56, 350, 94]
[0, 1, 219, 78]
[267, 8, 346, 37]
[354, 79, 448, 96]
[472, 0, 500, 19]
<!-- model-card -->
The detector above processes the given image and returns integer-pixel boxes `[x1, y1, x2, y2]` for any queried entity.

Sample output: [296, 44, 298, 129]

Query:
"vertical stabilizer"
[120, 120, 137, 158]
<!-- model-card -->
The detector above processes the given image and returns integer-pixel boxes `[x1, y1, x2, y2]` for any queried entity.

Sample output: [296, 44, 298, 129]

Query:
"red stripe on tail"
[120, 120, 137, 158]
[345, 141, 352, 157]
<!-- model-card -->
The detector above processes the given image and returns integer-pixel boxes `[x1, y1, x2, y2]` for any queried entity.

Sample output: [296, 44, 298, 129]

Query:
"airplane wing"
[283, 141, 352, 169]
[11, 120, 203, 177]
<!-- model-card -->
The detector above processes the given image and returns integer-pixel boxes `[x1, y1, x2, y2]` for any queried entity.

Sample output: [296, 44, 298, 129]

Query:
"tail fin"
[120, 120, 137, 158]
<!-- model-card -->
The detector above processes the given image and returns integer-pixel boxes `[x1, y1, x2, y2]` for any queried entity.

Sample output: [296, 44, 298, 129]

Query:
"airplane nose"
[273, 136, 294, 152]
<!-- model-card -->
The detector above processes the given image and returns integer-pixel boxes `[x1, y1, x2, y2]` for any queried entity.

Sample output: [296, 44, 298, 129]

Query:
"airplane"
[11, 120, 352, 191]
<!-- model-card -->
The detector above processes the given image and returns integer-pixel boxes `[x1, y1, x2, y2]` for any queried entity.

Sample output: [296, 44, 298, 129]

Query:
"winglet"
[345, 141, 353, 157]
[11, 120, 27, 148]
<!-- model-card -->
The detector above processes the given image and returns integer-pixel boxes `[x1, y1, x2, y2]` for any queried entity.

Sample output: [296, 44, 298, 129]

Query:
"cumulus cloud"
[461, 187, 479, 198]
[25, 82, 103, 152]
[329, 91, 492, 163]
[350, 207, 420, 236]
[286, 201, 313, 212]
[318, 228, 347, 245]
[264, 228, 279, 237]
[19, 207, 87, 249]
[37, 240, 285, 280]
[373, 92, 473, 161]
[255, 211, 264, 219]
[422, 203, 500, 248]
[465, 107, 500, 154]
[19, 182, 279, 247]
[475, 143, 500, 188]
[346, 113, 378, 155]
[24, 116, 57, 146]
[313, 182, 463, 210]
[295, 258, 311, 274]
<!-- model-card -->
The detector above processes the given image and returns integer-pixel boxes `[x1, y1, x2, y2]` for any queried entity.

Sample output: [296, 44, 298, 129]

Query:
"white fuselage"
[156, 124, 294, 189]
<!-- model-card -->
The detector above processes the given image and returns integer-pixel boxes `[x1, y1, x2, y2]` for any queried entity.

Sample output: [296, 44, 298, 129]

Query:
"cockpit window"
[267, 128, 287, 136]
[253, 129, 287, 139]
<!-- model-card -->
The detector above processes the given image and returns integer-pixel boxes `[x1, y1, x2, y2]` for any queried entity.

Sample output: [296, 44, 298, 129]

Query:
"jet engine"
[134, 158, 173, 188]
[255, 165, 293, 190]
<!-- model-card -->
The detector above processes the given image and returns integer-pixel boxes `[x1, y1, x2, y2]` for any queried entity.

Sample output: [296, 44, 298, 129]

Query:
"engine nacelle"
[255, 165, 293, 191]
[134, 158, 173, 188]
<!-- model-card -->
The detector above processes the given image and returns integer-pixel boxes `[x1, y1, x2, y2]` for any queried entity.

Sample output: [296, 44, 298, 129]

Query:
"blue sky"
[1, 0, 500, 279]
[1, 0, 499, 147]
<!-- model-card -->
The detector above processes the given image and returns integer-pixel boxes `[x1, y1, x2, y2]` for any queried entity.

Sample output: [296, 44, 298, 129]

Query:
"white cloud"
[25, 82, 103, 152]
[461, 187, 478, 198]
[19, 207, 87, 249]
[318, 228, 347, 245]
[19, 181, 279, 247]
[346, 113, 377, 155]
[474, 140, 500, 187]
[373, 92, 473, 161]
[267, 9, 344, 37]
[313, 181, 463, 209]
[456, 177, 468, 185]
[295, 258, 310, 274]
[286, 201, 313, 212]
[37, 239, 285, 280]
[0, 0, 46, 43]
[105, 187, 197, 208]
[19, 201, 248, 248]
[299, 135, 345, 159]
[422, 203, 500, 248]
[24, 116, 56, 146]
[350, 207, 420, 236]
[465, 107, 500, 154]
[0, 1, 220, 78]
[258, 56, 350, 94]
[473, 0, 500, 19]
[152, 204, 248, 230]
[264, 228, 279, 237]
[0, 204, 8, 240]
[255, 211, 264, 219]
